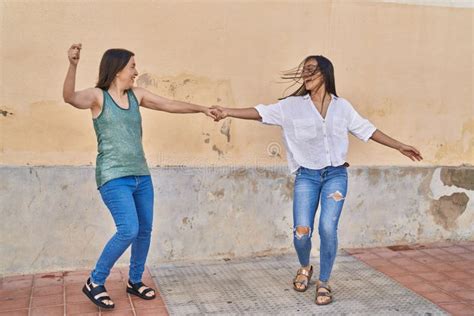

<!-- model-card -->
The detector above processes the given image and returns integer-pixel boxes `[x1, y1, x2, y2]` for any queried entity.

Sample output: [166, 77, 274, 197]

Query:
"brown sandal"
[315, 283, 333, 305]
[293, 266, 313, 292]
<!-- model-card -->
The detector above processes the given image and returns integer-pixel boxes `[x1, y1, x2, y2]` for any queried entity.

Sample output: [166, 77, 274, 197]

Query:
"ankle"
[129, 279, 141, 285]
[318, 280, 329, 286]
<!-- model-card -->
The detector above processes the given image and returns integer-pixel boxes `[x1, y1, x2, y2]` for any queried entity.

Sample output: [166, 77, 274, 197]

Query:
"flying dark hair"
[281, 55, 338, 99]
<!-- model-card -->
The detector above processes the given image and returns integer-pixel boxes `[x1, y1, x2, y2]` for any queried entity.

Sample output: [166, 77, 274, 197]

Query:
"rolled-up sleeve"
[255, 102, 283, 126]
[347, 103, 377, 142]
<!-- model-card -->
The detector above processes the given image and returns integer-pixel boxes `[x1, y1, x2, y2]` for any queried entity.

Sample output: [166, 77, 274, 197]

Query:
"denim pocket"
[296, 167, 302, 176]
[296, 167, 307, 178]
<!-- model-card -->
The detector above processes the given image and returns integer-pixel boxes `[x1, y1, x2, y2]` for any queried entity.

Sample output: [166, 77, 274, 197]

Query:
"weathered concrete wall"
[1, 166, 472, 276]
[1, 1, 473, 167]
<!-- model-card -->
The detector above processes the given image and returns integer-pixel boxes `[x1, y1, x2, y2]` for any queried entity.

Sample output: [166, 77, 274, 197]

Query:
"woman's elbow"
[63, 92, 74, 104]
[63, 95, 81, 108]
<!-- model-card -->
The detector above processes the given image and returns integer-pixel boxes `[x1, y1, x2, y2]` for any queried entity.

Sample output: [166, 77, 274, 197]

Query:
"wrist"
[223, 107, 232, 117]
[395, 142, 404, 150]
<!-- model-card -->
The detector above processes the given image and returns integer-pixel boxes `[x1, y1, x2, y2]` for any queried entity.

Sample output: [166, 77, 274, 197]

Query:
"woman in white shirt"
[211, 55, 422, 305]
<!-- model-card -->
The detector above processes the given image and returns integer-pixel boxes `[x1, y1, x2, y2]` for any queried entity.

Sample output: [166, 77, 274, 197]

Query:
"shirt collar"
[303, 93, 336, 100]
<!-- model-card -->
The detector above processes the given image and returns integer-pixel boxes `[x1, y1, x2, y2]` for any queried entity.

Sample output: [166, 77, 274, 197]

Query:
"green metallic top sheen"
[93, 89, 150, 188]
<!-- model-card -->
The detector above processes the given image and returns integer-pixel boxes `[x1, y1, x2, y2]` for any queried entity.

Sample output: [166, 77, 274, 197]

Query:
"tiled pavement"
[0, 267, 167, 316]
[347, 241, 474, 316]
[1, 241, 473, 315]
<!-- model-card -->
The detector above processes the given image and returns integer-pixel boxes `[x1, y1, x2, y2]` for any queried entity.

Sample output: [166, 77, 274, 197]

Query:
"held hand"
[68, 43, 82, 65]
[203, 107, 219, 120]
[398, 144, 423, 161]
[210, 105, 228, 122]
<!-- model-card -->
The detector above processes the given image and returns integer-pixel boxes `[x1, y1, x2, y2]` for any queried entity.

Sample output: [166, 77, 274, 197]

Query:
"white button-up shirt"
[255, 94, 377, 173]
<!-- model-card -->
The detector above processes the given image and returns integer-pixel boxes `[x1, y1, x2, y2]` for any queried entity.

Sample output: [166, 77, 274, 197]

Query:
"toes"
[317, 295, 330, 304]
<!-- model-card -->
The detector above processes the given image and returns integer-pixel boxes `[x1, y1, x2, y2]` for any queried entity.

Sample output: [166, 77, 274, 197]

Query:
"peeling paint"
[136, 73, 159, 88]
[1, 109, 13, 117]
[440, 167, 474, 190]
[220, 119, 232, 143]
[202, 132, 211, 144]
[429, 192, 469, 230]
[212, 145, 224, 157]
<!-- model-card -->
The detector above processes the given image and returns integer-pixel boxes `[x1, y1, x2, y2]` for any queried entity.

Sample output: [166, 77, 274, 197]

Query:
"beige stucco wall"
[1, 0, 472, 167]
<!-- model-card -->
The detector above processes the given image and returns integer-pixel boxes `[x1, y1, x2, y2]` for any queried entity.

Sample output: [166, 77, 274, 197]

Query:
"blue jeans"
[90, 175, 154, 285]
[293, 166, 348, 282]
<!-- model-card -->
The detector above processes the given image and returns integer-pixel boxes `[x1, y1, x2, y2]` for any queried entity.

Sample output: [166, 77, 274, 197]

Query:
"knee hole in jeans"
[327, 190, 345, 201]
[294, 226, 311, 240]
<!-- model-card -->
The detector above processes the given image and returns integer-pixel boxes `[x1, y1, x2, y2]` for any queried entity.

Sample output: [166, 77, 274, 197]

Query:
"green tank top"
[93, 89, 150, 188]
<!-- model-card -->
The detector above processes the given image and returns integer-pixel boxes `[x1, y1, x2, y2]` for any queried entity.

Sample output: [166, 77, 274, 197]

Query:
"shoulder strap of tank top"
[128, 89, 140, 109]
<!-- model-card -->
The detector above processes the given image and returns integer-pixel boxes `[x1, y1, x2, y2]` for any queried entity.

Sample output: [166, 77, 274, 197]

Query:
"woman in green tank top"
[63, 43, 217, 309]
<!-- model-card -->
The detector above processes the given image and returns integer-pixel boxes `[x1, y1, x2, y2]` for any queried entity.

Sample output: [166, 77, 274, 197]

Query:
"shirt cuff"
[362, 125, 377, 142]
[254, 105, 269, 124]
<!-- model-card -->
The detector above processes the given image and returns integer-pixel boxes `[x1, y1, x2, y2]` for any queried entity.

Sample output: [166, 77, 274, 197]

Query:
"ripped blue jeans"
[293, 165, 348, 282]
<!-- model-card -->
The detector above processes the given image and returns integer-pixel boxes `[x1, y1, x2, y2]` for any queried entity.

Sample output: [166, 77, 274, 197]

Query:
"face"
[302, 59, 323, 92]
[116, 56, 138, 89]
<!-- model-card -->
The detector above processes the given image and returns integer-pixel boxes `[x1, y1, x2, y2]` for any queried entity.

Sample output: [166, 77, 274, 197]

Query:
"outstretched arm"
[370, 130, 423, 161]
[210, 105, 262, 121]
[62, 43, 101, 109]
[134, 87, 217, 120]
